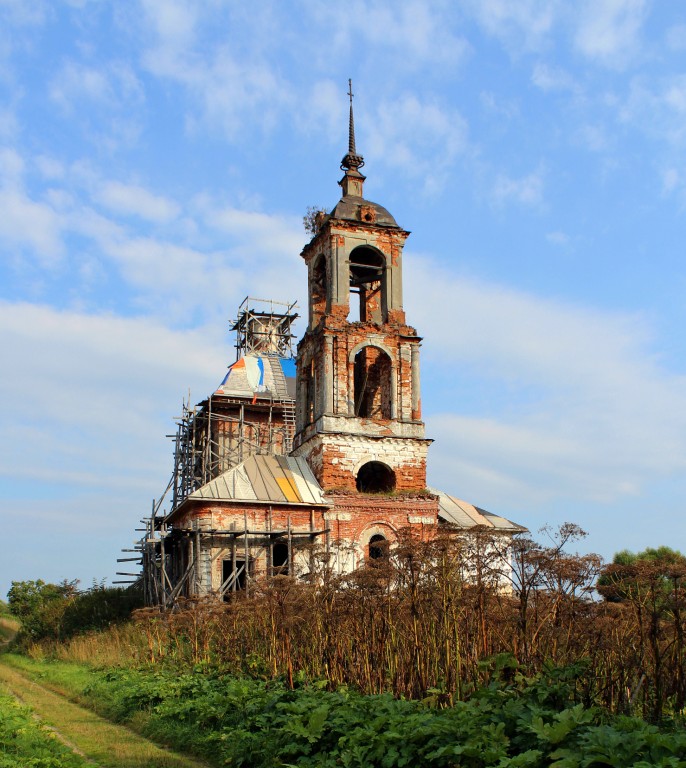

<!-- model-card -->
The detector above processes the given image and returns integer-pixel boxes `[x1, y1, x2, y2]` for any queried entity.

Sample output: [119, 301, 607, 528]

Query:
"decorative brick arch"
[358, 522, 397, 562]
[348, 339, 394, 363]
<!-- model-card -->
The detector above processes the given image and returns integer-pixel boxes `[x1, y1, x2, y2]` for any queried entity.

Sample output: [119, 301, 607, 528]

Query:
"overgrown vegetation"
[5, 653, 686, 768]
[6, 580, 143, 646]
[23, 526, 686, 723]
[0, 687, 90, 768]
[5, 530, 686, 765]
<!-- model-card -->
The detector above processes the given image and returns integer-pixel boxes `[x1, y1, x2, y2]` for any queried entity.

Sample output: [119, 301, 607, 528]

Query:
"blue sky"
[2, 0, 686, 597]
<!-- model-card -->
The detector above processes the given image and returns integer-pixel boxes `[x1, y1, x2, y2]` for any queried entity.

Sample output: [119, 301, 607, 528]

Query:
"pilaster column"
[411, 343, 421, 420]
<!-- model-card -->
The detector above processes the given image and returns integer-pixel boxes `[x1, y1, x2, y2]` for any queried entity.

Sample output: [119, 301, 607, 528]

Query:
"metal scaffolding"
[170, 394, 296, 510]
[231, 296, 298, 359]
[123, 297, 303, 604]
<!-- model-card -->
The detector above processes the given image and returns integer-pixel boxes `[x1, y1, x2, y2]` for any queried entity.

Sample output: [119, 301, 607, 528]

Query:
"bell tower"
[293, 81, 431, 496]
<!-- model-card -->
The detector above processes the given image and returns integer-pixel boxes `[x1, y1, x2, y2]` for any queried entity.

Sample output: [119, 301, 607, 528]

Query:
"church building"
[136, 86, 524, 605]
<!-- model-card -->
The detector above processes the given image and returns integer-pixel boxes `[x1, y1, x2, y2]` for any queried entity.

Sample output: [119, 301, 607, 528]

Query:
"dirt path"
[0, 660, 210, 768]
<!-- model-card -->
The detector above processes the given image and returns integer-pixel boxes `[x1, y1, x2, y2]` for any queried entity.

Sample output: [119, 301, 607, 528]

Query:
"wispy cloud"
[49, 61, 144, 113]
[95, 181, 180, 223]
[532, 62, 581, 94]
[309, 0, 469, 68]
[0, 301, 225, 488]
[405, 256, 686, 508]
[465, 0, 560, 52]
[492, 167, 545, 206]
[1, 147, 307, 323]
[366, 94, 469, 194]
[573, 0, 648, 69]
[619, 74, 686, 146]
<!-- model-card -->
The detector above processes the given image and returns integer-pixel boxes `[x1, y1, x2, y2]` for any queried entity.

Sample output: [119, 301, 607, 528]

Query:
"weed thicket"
[38, 525, 686, 723]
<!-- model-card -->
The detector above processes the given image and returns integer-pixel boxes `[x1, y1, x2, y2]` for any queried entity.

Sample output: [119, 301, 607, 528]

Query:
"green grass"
[0, 687, 90, 768]
[0, 658, 209, 768]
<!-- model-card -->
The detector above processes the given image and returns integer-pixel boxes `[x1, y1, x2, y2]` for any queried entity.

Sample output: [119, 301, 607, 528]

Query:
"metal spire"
[341, 78, 365, 172]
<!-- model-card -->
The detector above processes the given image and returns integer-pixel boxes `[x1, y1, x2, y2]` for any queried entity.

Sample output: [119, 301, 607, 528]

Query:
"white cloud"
[546, 230, 570, 246]
[573, 0, 648, 69]
[49, 61, 144, 113]
[619, 75, 686, 146]
[138, 2, 292, 141]
[96, 181, 180, 223]
[576, 123, 610, 152]
[0, 188, 64, 262]
[0, 106, 17, 139]
[532, 62, 580, 94]
[0, 0, 47, 27]
[298, 79, 346, 143]
[366, 94, 469, 194]
[139, 0, 199, 54]
[492, 168, 544, 206]
[0, 301, 225, 487]
[405, 257, 686, 508]
[309, 0, 468, 68]
[465, 0, 560, 52]
[662, 167, 680, 194]
[0, 148, 307, 324]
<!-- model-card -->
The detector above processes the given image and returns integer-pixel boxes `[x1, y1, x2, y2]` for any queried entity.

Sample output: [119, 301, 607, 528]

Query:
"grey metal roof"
[329, 195, 399, 228]
[189, 454, 326, 506]
[430, 488, 527, 532]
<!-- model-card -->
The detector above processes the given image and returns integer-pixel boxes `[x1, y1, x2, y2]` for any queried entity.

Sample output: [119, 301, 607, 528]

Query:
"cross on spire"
[341, 78, 364, 173]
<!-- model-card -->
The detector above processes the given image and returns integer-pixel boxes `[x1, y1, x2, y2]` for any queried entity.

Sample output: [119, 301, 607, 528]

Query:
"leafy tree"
[597, 547, 686, 603]
[59, 583, 143, 637]
[597, 547, 686, 719]
[7, 579, 78, 640]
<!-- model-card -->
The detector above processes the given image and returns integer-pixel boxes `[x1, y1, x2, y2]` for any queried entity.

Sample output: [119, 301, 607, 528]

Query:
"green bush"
[6, 580, 142, 644]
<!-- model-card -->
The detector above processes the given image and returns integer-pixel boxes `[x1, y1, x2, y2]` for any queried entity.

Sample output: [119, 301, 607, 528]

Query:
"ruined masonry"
[134, 86, 525, 605]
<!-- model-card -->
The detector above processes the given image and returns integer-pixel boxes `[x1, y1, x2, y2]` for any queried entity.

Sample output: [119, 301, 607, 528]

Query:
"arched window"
[368, 534, 388, 560]
[356, 461, 396, 493]
[349, 246, 384, 323]
[354, 346, 392, 419]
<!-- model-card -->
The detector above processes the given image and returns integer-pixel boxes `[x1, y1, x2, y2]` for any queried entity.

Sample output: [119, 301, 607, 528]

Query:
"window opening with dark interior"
[354, 346, 392, 419]
[356, 461, 396, 493]
[349, 246, 384, 323]
[222, 558, 248, 597]
[272, 541, 289, 575]
[368, 534, 388, 560]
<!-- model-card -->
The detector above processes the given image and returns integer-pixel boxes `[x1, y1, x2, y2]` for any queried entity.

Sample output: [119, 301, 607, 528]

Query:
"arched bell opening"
[354, 346, 392, 419]
[349, 246, 385, 323]
[356, 461, 396, 493]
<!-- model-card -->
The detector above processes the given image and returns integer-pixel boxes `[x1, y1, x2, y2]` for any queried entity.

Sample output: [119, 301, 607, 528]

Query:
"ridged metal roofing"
[189, 454, 326, 506]
[430, 488, 526, 532]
